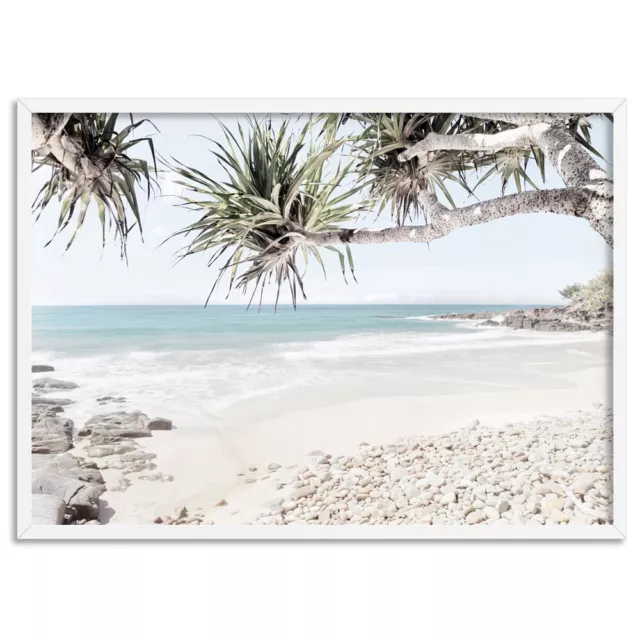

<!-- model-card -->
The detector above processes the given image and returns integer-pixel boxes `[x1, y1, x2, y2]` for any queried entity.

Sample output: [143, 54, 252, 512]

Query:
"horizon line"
[31, 301, 562, 307]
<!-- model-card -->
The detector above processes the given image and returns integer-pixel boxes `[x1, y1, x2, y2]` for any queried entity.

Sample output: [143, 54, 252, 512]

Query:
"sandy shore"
[91, 340, 611, 524]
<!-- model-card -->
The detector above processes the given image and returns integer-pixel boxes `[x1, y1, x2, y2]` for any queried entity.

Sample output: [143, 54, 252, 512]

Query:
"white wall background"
[1, 2, 637, 639]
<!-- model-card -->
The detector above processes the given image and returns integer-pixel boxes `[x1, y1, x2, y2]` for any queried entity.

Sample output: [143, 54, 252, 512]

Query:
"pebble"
[220, 408, 614, 527]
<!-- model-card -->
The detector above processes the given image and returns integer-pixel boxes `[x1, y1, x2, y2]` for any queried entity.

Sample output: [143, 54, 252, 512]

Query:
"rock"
[85, 442, 139, 458]
[307, 450, 324, 457]
[148, 417, 173, 431]
[423, 472, 445, 487]
[549, 509, 569, 524]
[291, 486, 317, 500]
[570, 474, 596, 494]
[32, 464, 105, 521]
[32, 494, 66, 525]
[467, 418, 481, 429]
[390, 467, 411, 482]
[248, 466, 258, 472]
[250, 406, 613, 527]
[93, 450, 157, 470]
[496, 500, 510, 515]
[139, 473, 174, 483]
[83, 411, 151, 440]
[32, 453, 104, 485]
[216, 499, 228, 507]
[482, 506, 500, 520]
[244, 478, 257, 484]
[267, 462, 281, 471]
[174, 506, 188, 519]
[440, 492, 457, 506]
[31, 416, 74, 454]
[96, 395, 127, 403]
[33, 378, 79, 392]
[466, 510, 486, 525]
[32, 396, 74, 407]
[32, 364, 55, 373]
[89, 428, 152, 443]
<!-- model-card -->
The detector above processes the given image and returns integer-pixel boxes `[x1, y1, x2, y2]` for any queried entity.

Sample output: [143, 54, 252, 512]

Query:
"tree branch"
[463, 113, 582, 126]
[399, 120, 611, 193]
[307, 187, 597, 246]
[31, 113, 71, 150]
[398, 125, 540, 163]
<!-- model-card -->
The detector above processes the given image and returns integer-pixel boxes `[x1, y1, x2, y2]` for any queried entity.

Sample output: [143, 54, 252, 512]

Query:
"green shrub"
[559, 269, 613, 310]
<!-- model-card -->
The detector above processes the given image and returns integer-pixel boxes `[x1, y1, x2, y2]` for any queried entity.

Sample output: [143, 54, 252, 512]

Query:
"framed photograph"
[16, 99, 626, 540]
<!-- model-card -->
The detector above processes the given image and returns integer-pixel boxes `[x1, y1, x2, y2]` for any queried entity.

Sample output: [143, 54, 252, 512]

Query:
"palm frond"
[343, 113, 608, 222]
[168, 117, 368, 309]
[32, 113, 159, 259]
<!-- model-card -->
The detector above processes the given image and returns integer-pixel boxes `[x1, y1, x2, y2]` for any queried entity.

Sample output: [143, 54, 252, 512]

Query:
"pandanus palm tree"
[31, 113, 158, 259]
[32, 111, 613, 306]
[169, 113, 612, 306]
[167, 117, 368, 309]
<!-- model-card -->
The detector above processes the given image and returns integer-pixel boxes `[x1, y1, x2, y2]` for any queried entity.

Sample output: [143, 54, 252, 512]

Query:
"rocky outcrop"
[33, 378, 80, 393]
[32, 396, 74, 407]
[32, 364, 55, 373]
[31, 416, 74, 454]
[96, 395, 127, 406]
[32, 494, 66, 525]
[30, 368, 176, 523]
[432, 303, 612, 333]
[31, 395, 75, 454]
[76, 411, 160, 488]
[32, 453, 106, 522]
[82, 411, 152, 440]
[148, 417, 173, 431]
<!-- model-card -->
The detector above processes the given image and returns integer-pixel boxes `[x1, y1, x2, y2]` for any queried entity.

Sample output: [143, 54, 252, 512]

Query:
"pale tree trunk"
[312, 113, 613, 248]
[31, 113, 107, 191]
[308, 188, 594, 246]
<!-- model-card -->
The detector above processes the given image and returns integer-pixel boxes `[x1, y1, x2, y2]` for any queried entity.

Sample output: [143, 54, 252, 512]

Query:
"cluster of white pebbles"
[254, 407, 613, 526]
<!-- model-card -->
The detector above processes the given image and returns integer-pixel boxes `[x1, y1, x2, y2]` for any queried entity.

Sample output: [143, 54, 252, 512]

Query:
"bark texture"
[315, 114, 613, 248]
[309, 188, 595, 247]
[31, 113, 108, 192]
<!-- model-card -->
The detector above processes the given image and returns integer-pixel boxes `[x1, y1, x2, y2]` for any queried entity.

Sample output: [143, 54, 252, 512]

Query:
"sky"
[30, 114, 613, 306]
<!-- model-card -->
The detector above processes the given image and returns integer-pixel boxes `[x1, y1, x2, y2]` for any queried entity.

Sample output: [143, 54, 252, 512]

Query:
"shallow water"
[32, 304, 607, 429]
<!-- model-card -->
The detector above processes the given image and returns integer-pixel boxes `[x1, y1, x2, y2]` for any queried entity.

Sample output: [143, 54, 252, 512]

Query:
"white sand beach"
[87, 335, 611, 525]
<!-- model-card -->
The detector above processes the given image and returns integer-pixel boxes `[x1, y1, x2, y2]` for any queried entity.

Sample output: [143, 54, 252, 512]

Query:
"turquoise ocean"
[32, 304, 602, 428]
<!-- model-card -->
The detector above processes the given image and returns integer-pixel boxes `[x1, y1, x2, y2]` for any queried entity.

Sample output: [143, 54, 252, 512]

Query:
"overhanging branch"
[463, 113, 582, 126]
[398, 125, 540, 163]
[307, 187, 596, 247]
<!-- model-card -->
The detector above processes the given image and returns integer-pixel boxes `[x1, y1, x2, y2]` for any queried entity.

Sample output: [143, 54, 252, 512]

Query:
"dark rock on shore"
[97, 395, 127, 406]
[32, 453, 106, 521]
[148, 417, 173, 431]
[81, 411, 153, 442]
[33, 396, 74, 407]
[33, 377, 80, 393]
[32, 364, 55, 373]
[32, 416, 74, 454]
[31, 396, 75, 454]
[77, 411, 160, 480]
[431, 303, 612, 333]
[32, 494, 66, 524]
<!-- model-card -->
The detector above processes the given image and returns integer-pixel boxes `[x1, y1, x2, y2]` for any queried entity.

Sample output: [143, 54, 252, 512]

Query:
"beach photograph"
[28, 110, 615, 530]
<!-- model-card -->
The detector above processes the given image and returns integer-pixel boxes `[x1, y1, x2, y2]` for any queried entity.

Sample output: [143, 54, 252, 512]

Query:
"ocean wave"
[279, 329, 605, 361]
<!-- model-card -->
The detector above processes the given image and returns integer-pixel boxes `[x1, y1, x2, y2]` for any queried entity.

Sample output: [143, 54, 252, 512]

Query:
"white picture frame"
[16, 98, 627, 540]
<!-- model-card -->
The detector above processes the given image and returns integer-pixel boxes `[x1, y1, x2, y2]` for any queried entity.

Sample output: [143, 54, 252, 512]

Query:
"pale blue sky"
[31, 114, 613, 306]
